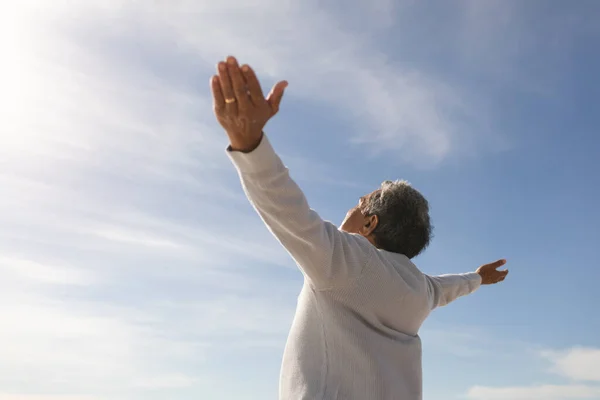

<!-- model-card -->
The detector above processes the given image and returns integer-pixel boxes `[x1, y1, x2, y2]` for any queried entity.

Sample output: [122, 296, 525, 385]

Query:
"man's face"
[340, 201, 365, 234]
[340, 190, 379, 234]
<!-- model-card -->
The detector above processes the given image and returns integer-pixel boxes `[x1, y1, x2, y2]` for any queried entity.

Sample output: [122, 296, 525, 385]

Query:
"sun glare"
[1, 4, 54, 154]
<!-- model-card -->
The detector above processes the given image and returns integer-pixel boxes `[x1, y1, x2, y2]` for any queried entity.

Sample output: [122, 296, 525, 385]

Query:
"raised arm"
[425, 259, 509, 310]
[227, 135, 372, 287]
[212, 56, 372, 289]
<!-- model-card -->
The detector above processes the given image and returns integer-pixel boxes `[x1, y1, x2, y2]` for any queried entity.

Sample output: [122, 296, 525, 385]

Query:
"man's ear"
[360, 215, 378, 236]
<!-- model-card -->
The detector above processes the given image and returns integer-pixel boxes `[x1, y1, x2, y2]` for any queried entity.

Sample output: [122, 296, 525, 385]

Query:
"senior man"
[211, 56, 508, 400]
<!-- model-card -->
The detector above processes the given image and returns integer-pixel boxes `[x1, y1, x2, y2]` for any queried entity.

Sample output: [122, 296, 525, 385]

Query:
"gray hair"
[361, 180, 432, 258]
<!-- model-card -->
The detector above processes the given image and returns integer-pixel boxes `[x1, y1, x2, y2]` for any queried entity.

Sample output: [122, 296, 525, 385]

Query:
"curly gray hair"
[360, 180, 433, 259]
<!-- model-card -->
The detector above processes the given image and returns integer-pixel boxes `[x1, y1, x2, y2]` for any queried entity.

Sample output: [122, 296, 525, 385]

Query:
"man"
[211, 56, 508, 400]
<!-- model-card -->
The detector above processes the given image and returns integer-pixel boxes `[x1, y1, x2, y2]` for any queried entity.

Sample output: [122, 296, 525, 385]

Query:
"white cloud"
[467, 384, 600, 400]
[30, 0, 492, 167]
[89, 226, 187, 250]
[544, 347, 600, 382]
[466, 347, 600, 400]
[168, 2, 486, 165]
[0, 395, 101, 400]
[0, 256, 95, 285]
[0, 290, 211, 396]
[2, 3, 293, 394]
[131, 374, 198, 389]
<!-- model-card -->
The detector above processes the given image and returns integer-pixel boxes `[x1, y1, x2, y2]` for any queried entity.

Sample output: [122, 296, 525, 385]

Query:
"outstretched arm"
[426, 259, 508, 310]
[212, 56, 372, 289]
[425, 273, 482, 309]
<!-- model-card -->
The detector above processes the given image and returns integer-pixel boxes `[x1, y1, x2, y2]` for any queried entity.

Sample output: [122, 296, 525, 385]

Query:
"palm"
[476, 259, 509, 285]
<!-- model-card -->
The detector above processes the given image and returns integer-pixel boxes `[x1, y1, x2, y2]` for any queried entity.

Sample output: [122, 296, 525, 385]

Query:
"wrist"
[475, 271, 488, 285]
[228, 132, 264, 153]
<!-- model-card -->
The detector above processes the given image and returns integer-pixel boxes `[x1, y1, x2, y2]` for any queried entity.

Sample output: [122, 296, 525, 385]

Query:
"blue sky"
[1, 1, 599, 399]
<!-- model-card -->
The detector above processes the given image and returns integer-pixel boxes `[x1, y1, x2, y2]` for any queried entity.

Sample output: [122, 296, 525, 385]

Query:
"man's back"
[281, 239, 432, 399]
[227, 135, 481, 400]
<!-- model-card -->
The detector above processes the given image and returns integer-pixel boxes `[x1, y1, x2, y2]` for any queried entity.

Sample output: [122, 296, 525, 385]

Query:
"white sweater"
[228, 135, 482, 400]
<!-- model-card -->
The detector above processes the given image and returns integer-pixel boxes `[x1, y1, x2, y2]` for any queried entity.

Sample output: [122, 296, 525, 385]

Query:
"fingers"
[211, 75, 225, 113]
[266, 80, 288, 115]
[212, 55, 287, 135]
[218, 61, 237, 115]
[494, 269, 509, 283]
[226, 56, 251, 111]
[477, 259, 508, 284]
[485, 259, 507, 270]
[241, 64, 265, 105]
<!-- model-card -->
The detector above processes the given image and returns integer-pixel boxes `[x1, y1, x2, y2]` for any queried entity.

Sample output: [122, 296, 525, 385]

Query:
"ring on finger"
[225, 97, 236, 104]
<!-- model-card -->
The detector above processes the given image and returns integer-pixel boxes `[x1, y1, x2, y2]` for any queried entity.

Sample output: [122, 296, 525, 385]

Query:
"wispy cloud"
[467, 384, 600, 400]
[0, 395, 102, 400]
[37, 0, 497, 166]
[3, 4, 295, 396]
[543, 347, 600, 382]
[466, 346, 600, 400]
[0, 256, 95, 285]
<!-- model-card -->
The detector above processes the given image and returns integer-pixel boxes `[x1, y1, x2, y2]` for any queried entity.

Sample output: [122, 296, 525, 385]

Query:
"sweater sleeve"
[425, 272, 482, 310]
[227, 134, 372, 289]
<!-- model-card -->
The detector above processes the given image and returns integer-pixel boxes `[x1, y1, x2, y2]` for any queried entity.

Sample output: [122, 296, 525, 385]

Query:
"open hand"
[476, 259, 509, 285]
[210, 56, 288, 152]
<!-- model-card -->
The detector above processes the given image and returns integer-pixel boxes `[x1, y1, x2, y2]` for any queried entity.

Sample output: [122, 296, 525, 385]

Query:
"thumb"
[266, 80, 288, 115]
